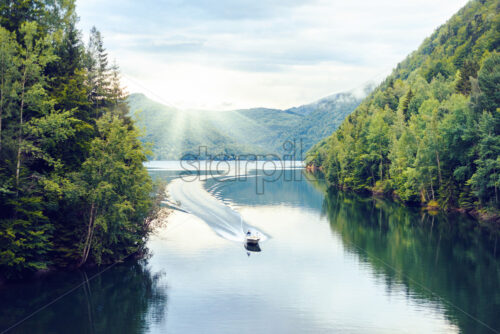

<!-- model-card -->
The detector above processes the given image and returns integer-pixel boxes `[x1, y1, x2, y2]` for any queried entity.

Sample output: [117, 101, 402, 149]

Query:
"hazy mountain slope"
[281, 92, 363, 153]
[128, 91, 364, 159]
[214, 107, 303, 154]
[128, 94, 265, 158]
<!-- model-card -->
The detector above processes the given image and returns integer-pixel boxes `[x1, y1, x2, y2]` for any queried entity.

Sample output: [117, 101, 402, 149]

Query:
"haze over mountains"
[128, 89, 369, 159]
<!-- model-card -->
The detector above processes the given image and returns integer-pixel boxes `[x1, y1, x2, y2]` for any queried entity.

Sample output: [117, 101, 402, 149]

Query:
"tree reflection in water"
[0, 260, 167, 334]
[323, 188, 500, 334]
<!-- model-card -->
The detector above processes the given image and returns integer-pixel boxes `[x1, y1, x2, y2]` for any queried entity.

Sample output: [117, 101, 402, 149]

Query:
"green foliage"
[0, 0, 157, 280]
[307, 0, 500, 214]
[0, 196, 51, 274]
[76, 114, 153, 265]
[456, 59, 479, 95]
[474, 51, 500, 113]
[469, 111, 500, 206]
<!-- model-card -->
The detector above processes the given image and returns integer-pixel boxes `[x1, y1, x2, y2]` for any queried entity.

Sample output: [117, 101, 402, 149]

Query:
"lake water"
[1, 161, 499, 333]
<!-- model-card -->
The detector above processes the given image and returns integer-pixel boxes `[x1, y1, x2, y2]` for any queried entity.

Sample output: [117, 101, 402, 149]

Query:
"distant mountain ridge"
[128, 90, 365, 159]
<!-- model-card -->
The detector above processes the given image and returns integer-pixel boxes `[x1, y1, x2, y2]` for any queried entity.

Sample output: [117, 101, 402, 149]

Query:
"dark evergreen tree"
[456, 59, 479, 95]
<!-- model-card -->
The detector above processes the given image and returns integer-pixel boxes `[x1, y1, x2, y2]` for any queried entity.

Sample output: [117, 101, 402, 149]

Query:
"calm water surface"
[1, 162, 499, 333]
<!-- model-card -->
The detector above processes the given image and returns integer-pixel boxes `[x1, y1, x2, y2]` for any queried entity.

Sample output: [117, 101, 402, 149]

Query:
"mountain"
[282, 92, 363, 153]
[127, 90, 364, 159]
[306, 0, 499, 214]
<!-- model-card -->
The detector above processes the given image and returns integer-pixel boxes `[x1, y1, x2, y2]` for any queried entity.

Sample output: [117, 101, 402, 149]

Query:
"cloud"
[76, 0, 469, 110]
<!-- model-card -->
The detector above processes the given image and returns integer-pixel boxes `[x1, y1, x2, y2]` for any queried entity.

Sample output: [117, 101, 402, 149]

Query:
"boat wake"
[167, 178, 268, 243]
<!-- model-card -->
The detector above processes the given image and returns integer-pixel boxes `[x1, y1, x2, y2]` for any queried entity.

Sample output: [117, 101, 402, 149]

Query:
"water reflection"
[323, 187, 500, 334]
[203, 170, 500, 333]
[206, 169, 324, 210]
[0, 260, 167, 334]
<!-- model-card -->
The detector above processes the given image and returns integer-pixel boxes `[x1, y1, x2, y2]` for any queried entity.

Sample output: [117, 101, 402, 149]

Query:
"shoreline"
[0, 207, 172, 287]
[306, 169, 500, 226]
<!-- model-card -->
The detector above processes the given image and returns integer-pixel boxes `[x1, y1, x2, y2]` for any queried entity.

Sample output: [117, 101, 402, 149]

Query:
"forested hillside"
[283, 92, 363, 152]
[128, 91, 363, 159]
[306, 0, 499, 216]
[0, 1, 158, 280]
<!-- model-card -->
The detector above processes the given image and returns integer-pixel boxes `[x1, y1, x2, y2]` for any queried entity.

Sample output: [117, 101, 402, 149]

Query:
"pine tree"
[456, 59, 479, 95]
[400, 88, 414, 121]
[86, 26, 110, 116]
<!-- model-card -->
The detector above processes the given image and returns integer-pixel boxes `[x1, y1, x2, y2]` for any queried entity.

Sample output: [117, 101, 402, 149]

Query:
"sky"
[76, 0, 469, 110]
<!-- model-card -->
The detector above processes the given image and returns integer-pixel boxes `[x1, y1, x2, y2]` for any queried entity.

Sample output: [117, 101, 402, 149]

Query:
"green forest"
[307, 0, 500, 217]
[0, 1, 158, 280]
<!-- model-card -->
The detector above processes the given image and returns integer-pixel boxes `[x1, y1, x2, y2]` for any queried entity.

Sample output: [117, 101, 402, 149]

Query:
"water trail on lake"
[167, 178, 267, 243]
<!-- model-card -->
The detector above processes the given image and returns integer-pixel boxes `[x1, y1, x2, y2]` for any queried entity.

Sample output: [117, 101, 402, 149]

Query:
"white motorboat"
[245, 234, 260, 245]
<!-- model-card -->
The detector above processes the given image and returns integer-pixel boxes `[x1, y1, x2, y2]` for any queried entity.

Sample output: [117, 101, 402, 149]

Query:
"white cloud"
[76, 0, 469, 110]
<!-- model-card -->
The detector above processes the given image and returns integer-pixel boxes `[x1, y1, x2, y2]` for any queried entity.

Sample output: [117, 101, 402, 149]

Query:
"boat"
[245, 232, 260, 245]
[245, 235, 260, 245]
